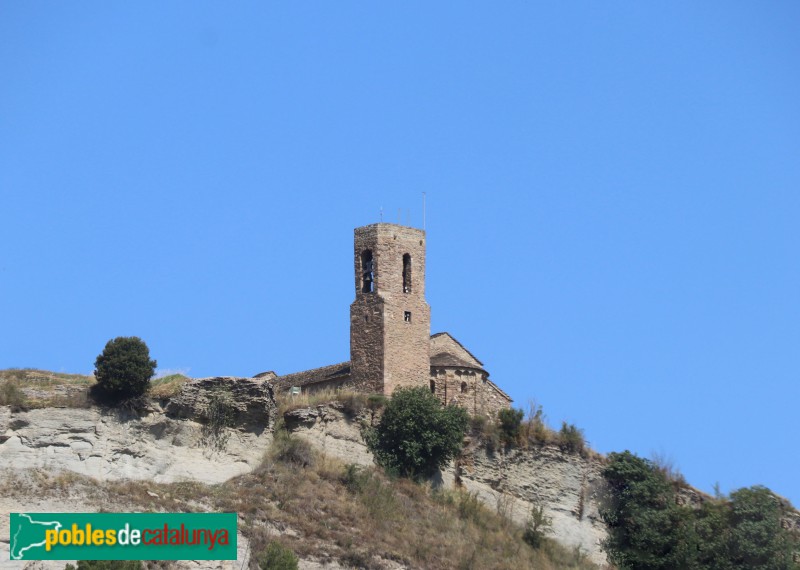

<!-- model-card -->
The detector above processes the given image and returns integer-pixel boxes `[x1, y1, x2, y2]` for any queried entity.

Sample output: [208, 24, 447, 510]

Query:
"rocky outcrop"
[445, 444, 608, 565]
[165, 376, 275, 431]
[283, 404, 609, 566]
[284, 403, 375, 467]
[0, 377, 275, 485]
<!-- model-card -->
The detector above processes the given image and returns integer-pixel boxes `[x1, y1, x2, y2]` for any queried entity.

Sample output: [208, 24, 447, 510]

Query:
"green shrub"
[522, 502, 552, 549]
[366, 393, 388, 411]
[0, 379, 27, 410]
[271, 431, 316, 468]
[201, 386, 235, 450]
[521, 401, 552, 445]
[558, 422, 585, 455]
[601, 451, 695, 570]
[727, 485, 798, 569]
[469, 414, 487, 434]
[498, 407, 524, 446]
[258, 540, 298, 570]
[342, 463, 370, 493]
[92, 337, 156, 402]
[483, 421, 501, 454]
[601, 451, 800, 570]
[456, 491, 483, 526]
[469, 414, 502, 453]
[366, 386, 468, 480]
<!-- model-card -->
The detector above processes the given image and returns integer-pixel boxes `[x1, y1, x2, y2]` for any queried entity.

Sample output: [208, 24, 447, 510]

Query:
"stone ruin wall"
[430, 368, 510, 418]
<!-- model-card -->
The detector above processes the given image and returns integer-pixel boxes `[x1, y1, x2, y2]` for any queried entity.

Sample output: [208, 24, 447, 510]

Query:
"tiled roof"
[430, 352, 484, 370]
[430, 332, 484, 366]
[276, 361, 351, 388]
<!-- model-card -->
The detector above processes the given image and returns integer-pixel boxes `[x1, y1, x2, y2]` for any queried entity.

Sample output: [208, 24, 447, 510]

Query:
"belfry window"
[402, 254, 412, 293]
[361, 250, 374, 293]
[430, 380, 436, 394]
[404, 311, 412, 322]
[461, 381, 468, 394]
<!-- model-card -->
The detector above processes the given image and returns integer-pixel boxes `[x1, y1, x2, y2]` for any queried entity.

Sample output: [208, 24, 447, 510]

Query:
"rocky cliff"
[284, 404, 610, 566]
[1, 377, 275, 485]
[2, 385, 610, 567]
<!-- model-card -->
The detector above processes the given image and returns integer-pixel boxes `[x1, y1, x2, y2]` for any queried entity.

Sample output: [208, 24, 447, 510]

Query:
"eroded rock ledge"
[0, 377, 275, 484]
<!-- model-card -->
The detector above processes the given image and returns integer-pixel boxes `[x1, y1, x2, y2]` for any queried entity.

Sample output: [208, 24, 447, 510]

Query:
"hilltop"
[1, 369, 798, 569]
[0, 369, 602, 569]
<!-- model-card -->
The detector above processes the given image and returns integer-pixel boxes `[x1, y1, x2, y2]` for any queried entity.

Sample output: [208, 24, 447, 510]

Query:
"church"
[275, 223, 512, 418]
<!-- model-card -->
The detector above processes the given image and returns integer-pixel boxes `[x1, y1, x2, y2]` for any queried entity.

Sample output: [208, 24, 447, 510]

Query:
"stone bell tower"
[349, 223, 431, 395]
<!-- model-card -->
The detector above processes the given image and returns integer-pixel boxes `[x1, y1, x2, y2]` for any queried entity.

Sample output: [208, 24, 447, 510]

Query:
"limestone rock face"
[284, 404, 375, 468]
[284, 404, 610, 566]
[0, 377, 276, 484]
[165, 376, 275, 431]
[445, 445, 608, 566]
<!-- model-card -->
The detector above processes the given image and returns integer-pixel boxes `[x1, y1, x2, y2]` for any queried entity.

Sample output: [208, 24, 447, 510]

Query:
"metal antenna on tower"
[422, 192, 426, 231]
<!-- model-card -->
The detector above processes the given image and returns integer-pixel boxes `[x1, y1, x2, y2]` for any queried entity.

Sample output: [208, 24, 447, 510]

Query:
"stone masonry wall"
[430, 368, 510, 418]
[476, 379, 512, 418]
[349, 294, 385, 393]
[350, 224, 430, 396]
[430, 334, 482, 367]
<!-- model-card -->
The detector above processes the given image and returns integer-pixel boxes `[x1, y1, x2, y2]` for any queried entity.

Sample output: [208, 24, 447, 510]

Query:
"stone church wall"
[430, 368, 510, 418]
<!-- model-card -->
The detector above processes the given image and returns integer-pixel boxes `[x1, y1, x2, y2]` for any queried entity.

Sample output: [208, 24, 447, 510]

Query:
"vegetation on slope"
[93, 336, 157, 401]
[471, 400, 591, 459]
[0, 448, 598, 570]
[0, 368, 94, 409]
[365, 386, 469, 480]
[601, 451, 800, 570]
[148, 373, 190, 399]
[5, 370, 797, 568]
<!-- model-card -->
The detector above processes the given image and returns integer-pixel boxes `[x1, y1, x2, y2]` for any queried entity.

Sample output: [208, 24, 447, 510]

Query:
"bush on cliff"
[0, 379, 27, 411]
[365, 386, 468, 480]
[498, 407, 524, 445]
[601, 450, 800, 570]
[258, 540, 299, 570]
[92, 336, 156, 402]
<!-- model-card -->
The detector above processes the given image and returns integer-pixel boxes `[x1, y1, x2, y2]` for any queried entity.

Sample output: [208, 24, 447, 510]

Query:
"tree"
[497, 407, 524, 445]
[600, 451, 697, 570]
[727, 486, 798, 570]
[93, 336, 156, 401]
[366, 386, 469, 480]
[601, 450, 800, 570]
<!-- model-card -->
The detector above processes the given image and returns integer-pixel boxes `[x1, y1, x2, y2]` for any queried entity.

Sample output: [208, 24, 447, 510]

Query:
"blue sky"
[2, 2, 798, 505]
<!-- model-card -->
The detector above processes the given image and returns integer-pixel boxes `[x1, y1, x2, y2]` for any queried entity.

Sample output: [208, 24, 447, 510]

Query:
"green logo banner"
[10, 513, 237, 561]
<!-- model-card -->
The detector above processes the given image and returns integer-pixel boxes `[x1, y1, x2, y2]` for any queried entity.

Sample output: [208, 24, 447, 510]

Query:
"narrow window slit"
[402, 254, 412, 293]
[361, 250, 374, 293]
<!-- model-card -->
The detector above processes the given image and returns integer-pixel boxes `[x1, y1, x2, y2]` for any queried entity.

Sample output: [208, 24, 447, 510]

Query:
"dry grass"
[0, 368, 94, 385]
[275, 388, 384, 418]
[4, 450, 600, 570]
[149, 373, 190, 399]
[471, 399, 604, 462]
[0, 369, 194, 408]
[0, 368, 95, 409]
